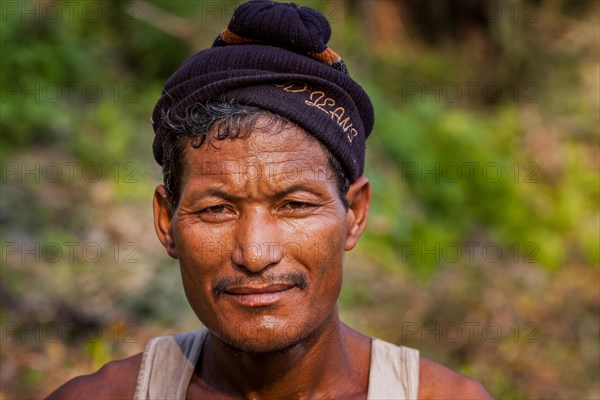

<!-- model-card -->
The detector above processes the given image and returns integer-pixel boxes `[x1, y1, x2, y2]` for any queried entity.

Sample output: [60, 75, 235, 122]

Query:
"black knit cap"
[152, 0, 374, 182]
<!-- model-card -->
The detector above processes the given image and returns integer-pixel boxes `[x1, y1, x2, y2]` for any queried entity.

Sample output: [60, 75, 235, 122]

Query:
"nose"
[232, 208, 284, 274]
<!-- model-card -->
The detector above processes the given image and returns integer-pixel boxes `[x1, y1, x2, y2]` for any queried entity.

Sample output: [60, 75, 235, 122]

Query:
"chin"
[226, 335, 300, 356]
[211, 315, 315, 355]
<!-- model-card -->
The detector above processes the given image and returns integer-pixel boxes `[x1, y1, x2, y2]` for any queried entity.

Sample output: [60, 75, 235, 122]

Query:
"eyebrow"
[273, 184, 326, 199]
[196, 184, 327, 202]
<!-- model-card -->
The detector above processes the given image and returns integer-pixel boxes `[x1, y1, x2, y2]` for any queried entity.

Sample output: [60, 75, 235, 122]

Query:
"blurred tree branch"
[127, 1, 206, 49]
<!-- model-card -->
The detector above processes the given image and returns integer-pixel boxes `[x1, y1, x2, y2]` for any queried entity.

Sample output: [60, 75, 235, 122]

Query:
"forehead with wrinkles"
[178, 118, 334, 196]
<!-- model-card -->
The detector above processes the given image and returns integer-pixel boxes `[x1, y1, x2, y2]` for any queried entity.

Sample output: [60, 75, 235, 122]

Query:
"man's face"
[156, 118, 362, 353]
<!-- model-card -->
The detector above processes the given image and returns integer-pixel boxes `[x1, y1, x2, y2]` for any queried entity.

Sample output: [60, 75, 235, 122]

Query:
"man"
[48, 1, 492, 398]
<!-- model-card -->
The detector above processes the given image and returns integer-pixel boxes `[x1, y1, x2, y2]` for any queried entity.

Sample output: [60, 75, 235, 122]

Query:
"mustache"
[211, 272, 309, 300]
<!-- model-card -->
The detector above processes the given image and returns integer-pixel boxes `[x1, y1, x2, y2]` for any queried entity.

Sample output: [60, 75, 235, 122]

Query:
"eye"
[198, 204, 236, 222]
[286, 202, 308, 209]
[279, 201, 317, 214]
[203, 205, 228, 213]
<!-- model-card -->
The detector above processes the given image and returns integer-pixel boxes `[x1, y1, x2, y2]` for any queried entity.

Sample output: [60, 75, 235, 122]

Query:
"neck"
[200, 310, 369, 399]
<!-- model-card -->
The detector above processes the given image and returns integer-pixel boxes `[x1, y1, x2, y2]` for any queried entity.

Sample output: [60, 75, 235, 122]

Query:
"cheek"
[174, 216, 228, 262]
[300, 216, 347, 262]
[173, 222, 232, 327]
[295, 217, 346, 296]
[172, 221, 225, 293]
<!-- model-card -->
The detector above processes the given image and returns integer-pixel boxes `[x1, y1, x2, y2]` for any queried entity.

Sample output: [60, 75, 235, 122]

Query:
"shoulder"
[418, 357, 493, 399]
[45, 353, 142, 399]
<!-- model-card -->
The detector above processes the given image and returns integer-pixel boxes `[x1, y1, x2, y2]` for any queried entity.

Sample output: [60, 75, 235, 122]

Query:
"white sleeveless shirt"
[134, 330, 419, 399]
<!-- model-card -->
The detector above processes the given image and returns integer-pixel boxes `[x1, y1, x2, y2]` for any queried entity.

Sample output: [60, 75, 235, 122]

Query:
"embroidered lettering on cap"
[274, 82, 359, 143]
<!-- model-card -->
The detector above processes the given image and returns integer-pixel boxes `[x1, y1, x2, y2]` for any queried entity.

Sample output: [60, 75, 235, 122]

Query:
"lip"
[224, 284, 296, 307]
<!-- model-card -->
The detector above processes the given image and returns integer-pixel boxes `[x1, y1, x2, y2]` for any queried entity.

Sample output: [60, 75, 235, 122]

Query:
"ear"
[153, 185, 178, 259]
[344, 176, 371, 251]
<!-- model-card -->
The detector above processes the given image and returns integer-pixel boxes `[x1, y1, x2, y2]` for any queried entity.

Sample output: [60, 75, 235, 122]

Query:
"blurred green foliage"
[1, 0, 598, 399]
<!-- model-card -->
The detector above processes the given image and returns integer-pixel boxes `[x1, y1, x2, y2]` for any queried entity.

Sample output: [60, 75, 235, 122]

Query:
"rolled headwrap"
[152, 0, 374, 182]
